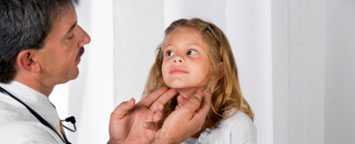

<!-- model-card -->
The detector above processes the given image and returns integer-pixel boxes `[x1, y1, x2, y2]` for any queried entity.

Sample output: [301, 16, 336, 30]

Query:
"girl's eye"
[186, 49, 199, 56]
[165, 50, 175, 57]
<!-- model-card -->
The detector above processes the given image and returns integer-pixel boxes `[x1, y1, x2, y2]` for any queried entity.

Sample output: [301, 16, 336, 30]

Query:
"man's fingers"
[150, 103, 164, 113]
[139, 87, 168, 107]
[180, 89, 204, 114]
[112, 98, 136, 119]
[192, 91, 212, 122]
[150, 89, 177, 112]
[202, 90, 212, 107]
[144, 121, 159, 131]
[152, 111, 164, 122]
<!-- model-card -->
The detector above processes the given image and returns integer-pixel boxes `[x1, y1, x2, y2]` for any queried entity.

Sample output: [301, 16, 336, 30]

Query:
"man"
[0, 0, 211, 143]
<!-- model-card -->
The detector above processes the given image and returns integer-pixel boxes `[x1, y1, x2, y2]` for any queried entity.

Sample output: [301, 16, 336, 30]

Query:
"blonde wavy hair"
[144, 18, 254, 131]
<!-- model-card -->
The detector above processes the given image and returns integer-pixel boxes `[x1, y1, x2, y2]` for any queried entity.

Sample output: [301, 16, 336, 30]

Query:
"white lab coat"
[0, 81, 65, 144]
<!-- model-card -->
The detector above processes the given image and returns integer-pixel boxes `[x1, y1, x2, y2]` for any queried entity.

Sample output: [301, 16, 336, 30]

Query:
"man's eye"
[165, 50, 175, 57]
[186, 49, 199, 56]
[67, 34, 74, 40]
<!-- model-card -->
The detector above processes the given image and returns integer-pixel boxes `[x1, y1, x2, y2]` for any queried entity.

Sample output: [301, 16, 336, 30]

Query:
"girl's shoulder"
[220, 110, 254, 130]
[182, 111, 256, 144]
[194, 111, 257, 144]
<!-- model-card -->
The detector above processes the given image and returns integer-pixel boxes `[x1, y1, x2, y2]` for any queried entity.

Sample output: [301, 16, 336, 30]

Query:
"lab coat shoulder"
[0, 98, 60, 143]
[0, 121, 59, 143]
[0, 99, 30, 120]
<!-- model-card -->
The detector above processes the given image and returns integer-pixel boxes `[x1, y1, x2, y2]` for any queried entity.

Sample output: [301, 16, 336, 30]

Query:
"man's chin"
[71, 69, 80, 79]
[64, 69, 80, 82]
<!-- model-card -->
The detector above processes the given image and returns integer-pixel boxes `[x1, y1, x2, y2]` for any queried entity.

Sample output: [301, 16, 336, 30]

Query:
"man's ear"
[16, 50, 41, 73]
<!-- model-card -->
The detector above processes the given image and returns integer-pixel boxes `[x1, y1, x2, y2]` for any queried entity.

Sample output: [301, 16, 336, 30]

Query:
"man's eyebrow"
[66, 21, 77, 34]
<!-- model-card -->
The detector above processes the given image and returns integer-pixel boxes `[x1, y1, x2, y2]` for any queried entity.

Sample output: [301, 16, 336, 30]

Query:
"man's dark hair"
[0, 0, 73, 83]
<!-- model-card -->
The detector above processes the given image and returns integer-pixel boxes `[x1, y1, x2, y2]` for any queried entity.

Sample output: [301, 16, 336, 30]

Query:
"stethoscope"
[0, 86, 75, 144]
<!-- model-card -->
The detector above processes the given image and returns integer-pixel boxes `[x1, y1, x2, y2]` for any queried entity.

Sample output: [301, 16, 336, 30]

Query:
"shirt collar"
[0, 81, 61, 133]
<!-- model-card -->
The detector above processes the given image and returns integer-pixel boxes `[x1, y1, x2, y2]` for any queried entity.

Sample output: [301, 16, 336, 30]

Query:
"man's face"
[161, 27, 210, 89]
[37, 5, 90, 84]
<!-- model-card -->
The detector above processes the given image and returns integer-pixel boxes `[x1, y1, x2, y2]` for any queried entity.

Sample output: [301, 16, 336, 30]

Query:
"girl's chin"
[166, 84, 189, 89]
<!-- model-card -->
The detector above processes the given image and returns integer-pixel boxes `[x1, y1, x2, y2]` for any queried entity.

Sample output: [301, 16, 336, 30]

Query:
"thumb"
[112, 98, 136, 119]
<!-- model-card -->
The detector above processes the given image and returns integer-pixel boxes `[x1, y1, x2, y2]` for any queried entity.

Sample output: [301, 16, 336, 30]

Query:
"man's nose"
[78, 25, 91, 46]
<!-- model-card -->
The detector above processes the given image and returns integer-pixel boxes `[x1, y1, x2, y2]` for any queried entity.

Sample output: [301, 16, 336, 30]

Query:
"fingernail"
[158, 104, 164, 111]
[130, 98, 135, 103]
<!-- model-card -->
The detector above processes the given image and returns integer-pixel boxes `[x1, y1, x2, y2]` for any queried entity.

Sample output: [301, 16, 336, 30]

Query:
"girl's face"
[161, 27, 210, 91]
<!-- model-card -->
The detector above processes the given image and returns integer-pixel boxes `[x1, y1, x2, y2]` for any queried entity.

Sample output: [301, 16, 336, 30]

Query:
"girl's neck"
[176, 88, 198, 97]
[175, 87, 210, 138]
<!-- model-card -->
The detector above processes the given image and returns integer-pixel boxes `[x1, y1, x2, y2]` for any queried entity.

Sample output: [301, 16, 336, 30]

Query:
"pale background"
[49, 0, 355, 144]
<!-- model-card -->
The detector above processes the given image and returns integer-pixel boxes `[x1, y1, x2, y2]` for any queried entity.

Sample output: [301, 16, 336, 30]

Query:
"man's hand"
[108, 88, 211, 144]
[153, 90, 212, 144]
[108, 87, 177, 144]
[108, 98, 135, 144]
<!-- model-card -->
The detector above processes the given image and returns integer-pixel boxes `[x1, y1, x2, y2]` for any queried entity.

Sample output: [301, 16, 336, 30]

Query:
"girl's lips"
[169, 68, 188, 74]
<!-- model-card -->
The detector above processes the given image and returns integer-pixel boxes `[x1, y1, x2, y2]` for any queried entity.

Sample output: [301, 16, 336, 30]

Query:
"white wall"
[75, 0, 115, 143]
[287, 0, 326, 143]
[272, 0, 326, 144]
[271, 0, 289, 143]
[225, 1, 272, 144]
[164, 0, 226, 29]
[113, 0, 164, 103]
[273, 1, 355, 144]
[325, 0, 355, 144]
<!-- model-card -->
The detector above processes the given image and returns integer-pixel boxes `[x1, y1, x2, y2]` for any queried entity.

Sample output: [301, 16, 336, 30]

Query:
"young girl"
[145, 18, 256, 144]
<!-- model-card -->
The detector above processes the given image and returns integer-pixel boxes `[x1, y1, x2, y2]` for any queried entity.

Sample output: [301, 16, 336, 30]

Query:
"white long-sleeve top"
[182, 111, 257, 144]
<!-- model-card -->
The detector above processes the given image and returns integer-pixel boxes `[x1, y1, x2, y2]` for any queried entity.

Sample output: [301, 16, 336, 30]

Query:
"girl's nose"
[173, 56, 184, 63]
